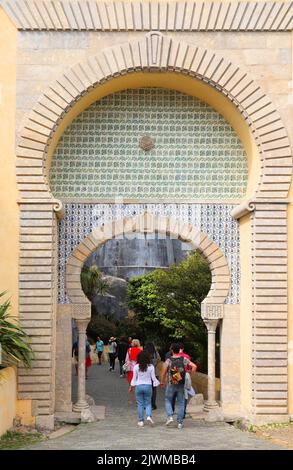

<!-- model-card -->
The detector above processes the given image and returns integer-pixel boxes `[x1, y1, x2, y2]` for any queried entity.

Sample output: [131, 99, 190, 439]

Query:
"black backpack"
[169, 356, 186, 385]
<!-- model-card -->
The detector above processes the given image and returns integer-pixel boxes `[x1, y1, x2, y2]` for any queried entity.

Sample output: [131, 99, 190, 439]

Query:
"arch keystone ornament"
[16, 32, 292, 425]
[146, 31, 164, 67]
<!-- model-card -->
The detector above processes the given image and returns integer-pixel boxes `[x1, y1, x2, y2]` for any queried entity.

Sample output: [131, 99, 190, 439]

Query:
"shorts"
[98, 351, 103, 358]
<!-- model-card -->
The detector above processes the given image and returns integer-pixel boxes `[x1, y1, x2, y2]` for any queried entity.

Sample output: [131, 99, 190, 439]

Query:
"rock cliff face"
[91, 276, 128, 320]
[86, 236, 189, 320]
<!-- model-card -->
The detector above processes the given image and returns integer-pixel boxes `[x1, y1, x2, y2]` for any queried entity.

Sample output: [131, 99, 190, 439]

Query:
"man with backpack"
[161, 343, 197, 429]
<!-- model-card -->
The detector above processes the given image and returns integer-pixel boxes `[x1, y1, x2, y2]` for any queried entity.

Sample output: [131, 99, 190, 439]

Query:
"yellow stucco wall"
[0, 367, 16, 436]
[0, 8, 34, 426]
[0, 8, 18, 314]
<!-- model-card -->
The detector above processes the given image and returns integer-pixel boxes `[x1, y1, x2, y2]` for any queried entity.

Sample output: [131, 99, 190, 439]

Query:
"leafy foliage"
[127, 251, 211, 368]
[81, 265, 109, 301]
[0, 292, 34, 368]
[87, 314, 118, 343]
[87, 313, 144, 344]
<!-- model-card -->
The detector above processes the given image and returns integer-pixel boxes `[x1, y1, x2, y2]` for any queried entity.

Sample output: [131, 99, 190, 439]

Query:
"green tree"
[0, 292, 34, 368]
[87, 314, 118, 343]
[127, 251, 211, 369]
[81, 265, 109, 301]
[81, 265, 112, 341]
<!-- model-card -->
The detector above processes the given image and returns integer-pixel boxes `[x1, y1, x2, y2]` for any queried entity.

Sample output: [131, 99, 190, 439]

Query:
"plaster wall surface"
[0, 8, 18, 314]
[0, 368, 16, 436]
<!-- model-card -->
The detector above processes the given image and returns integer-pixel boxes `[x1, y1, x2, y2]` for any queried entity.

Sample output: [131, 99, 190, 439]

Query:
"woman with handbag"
[124, 339, 142, 385]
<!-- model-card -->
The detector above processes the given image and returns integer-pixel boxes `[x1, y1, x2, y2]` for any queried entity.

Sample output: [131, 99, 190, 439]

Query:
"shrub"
[0, 292, 34, 368]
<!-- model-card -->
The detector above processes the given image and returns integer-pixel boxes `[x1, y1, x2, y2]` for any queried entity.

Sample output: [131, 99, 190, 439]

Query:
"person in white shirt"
[130, 350, 160, 427]
[108, 337, 117, 371]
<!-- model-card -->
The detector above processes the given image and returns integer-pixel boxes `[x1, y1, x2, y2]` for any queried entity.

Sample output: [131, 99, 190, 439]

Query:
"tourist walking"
[178, 342, 191, 361]
[165, 342, 193, 413]
[130, 350, 160, 427]
[94, 336, 104, 365]
[178, 342, 192, 417]
[72, 340, 79, 376]
[85, 338, 91, 379]
[108, 337, 117, 371]
[161, 343, 196, 429]
[184, 370, 196, 417]
[144, 342, 161, 410]
[125, 339, 142, 385]
[117, 337, 129, 377]
[72, 339, 92, 378]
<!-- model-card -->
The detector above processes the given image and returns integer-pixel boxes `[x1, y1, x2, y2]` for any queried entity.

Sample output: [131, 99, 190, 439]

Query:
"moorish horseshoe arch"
[66, 212, 230, 308]
[16, 32, 292, 425]
[66, 212, 230, 414]
[16, 32, 292, 200]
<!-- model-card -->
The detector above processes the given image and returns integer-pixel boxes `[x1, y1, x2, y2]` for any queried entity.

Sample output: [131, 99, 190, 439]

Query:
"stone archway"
[17, 32, 292, 200]
[16, 32, 292, 425]
[64, 212, 230, 418]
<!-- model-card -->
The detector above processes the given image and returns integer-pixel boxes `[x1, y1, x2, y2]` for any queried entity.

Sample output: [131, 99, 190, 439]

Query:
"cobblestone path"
[29, 362, 283, 450]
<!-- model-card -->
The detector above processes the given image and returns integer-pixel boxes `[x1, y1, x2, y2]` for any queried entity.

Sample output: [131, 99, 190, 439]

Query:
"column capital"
[203, 318, 218, 333]
[72, 303, 91, 321]
[75, 318, 90, 333]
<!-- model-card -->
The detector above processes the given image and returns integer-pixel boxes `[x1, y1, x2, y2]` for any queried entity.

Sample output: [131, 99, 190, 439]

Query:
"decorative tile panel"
[58, 203, 239, 305]
[50, 88, 247, 200]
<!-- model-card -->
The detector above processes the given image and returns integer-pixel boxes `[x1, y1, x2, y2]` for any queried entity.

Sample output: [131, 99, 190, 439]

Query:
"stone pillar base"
[72, 400, 89, 412]
[80, 407, 95, 423]
[204, 402, 224, 422]
[35, 414, 55, 431]
[247, 414, 290, 426]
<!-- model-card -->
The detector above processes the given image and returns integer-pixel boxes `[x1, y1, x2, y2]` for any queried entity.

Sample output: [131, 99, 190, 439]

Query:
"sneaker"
[165, 417, 174, 426]
[120, 374, 124, 378]
[177, 423, 183, 429]
[137, 421, 144, 427]
[146, 416, 154, 426]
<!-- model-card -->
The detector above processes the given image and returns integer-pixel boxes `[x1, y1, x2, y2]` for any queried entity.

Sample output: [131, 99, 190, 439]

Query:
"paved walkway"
[29, 362, 283, 450]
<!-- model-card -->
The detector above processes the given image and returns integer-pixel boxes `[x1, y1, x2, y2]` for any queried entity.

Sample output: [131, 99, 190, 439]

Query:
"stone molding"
[231, 199, 256, 220]
[2, 1, 293, 31]
[231, 198, 290, 219]
[16, 32, 292, 201]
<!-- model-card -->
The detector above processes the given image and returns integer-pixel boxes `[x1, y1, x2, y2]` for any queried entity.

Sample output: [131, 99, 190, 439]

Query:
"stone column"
[73, 319, 89, 412]
[55, 305, 73, 412]
[203, 319, 222, 421]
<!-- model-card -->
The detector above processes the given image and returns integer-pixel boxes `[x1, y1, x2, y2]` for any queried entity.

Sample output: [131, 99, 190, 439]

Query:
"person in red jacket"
[125, 339, 142, 385]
